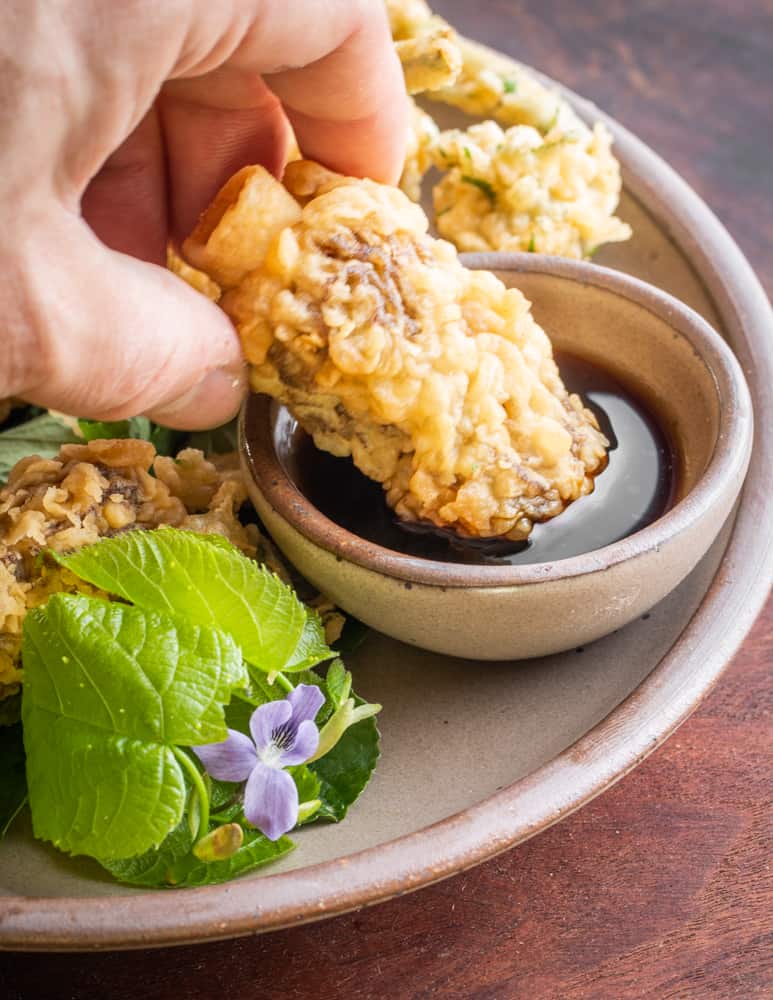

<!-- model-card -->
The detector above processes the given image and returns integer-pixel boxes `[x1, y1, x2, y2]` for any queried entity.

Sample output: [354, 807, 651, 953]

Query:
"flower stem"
[272, 672, 295, 694]
[172, 746, 210, 841]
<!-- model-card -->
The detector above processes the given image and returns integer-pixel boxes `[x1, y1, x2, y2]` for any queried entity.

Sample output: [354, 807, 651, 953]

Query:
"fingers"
[160, 76, 292, 242]
[264, 4, 408, 185]
[81, 108, 167, 265]
[164, 0, 408, 239]
[12, 211, 245, 429]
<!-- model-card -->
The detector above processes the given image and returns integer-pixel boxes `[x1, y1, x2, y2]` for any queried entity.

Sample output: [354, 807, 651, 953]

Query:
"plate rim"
[2, 71, 771, 952]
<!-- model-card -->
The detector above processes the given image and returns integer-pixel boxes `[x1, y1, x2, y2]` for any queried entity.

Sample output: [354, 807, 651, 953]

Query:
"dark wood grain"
[1, 2, 771, 996]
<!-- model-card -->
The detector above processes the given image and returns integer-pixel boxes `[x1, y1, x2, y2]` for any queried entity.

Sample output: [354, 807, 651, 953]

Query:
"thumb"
[10, 212, 245, 429]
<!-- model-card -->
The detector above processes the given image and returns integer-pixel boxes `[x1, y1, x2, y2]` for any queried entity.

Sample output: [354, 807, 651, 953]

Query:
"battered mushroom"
[0, 440, 255, 701]
[184, 162, 608, 550]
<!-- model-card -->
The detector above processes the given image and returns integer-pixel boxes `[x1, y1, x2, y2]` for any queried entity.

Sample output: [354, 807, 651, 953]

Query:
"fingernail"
[149, 364, 247, 429]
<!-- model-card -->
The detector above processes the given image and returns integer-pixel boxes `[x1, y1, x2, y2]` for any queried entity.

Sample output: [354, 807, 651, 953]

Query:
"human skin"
[0, 0, 408, 428]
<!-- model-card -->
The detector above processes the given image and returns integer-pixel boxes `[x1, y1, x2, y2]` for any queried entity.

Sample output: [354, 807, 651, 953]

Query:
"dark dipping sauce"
[281, 355, 677, 566]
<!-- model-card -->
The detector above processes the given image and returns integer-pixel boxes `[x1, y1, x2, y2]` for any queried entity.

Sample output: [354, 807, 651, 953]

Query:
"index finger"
[259, 1, 409, 184]
[162, 0, 408, 238]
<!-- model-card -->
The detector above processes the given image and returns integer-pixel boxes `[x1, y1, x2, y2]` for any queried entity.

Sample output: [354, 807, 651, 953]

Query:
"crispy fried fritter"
[387, 2, 631, 259]
[431, 119, 631, 257]
[167, 244, 221, 301]
[185, 162, 608, 550]
[394, 27, 462, 95]
[400, 99, 440, 201]
[0, 441, 255, 701]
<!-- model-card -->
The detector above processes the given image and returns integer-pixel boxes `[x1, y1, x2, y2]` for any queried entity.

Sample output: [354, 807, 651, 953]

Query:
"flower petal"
[279, 719, 320, 766]
[243, 761, 299, 841]
[287, 683, 325, 724]
[250, 699, 292, 754]
[193, 729, 256, 782]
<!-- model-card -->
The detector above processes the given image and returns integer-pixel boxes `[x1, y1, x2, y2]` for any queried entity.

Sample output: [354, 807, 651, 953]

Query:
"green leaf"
[0, 723, 27, 838]
[77, 417, 184, 457]
[22, 594, 246, 859]
[325, 660, 352, 710]
[0, 693, 21, 727]
[102, 814, 294, 888]
[187, 418, 239, 456]
[310, 712, 380, 822]
[333, 617, 370, 657]
[55, 529, 332, 675]
[287, 764, 321, 826]
[527, 235, 537, 253]
[78, 417, 152, 443]
[149, 425, 186, 458]
[461, 175, 496, 205]
[285, 613, 334, 672]
[502, 77, 517, 94]
[0, 414, 80, 483]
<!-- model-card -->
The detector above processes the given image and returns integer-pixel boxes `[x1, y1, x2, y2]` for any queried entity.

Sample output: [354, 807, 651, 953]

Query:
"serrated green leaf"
[187, 418, 239, 456]
[78, 416, 152, 443]
[310, 713, 380, 822]
[22, 594, 246, 859]
[0, 414, 81, 483]
[325, 660, 352, 710]
[290, 764, 321, 821]
[284, 612, 334, 672]
[333, 617, 370, 657]
[102, 814, 294, 887]
[55, 529, 332, 675]
[0, 723, 27, 838]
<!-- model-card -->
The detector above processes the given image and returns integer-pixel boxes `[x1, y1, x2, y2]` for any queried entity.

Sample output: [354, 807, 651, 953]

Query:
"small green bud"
[193, 823, 244, 862]
[308, 698, 381, 763]
[297, 799, 322, 823]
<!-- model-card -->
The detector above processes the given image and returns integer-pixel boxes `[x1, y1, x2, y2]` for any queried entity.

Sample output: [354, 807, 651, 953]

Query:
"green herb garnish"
[0, 414, 80, 484]
[14, 527, 380, 887]
[22, 594, 246, 859]
[54, 529, 332, 676]
[461, 175, 496, 205]
[502, 78, 517, 94]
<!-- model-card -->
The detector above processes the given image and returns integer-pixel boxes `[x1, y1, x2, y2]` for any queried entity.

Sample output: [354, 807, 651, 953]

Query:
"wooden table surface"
[2, 1, 771, 997]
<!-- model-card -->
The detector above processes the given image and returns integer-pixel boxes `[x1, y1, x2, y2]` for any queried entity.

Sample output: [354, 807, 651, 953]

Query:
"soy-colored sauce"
[280, 355, 677, 565]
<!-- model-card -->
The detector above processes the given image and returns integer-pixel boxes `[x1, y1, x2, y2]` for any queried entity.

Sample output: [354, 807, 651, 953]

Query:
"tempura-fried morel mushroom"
[184, 161, 608, 550]
[0, 440, 255, 700]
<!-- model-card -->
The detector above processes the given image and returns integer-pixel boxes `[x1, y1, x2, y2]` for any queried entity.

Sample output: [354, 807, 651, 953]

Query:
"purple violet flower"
[193, 684, 325, 841]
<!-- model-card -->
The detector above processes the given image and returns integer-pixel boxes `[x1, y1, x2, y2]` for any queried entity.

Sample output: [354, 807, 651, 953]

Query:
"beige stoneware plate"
[1, 64, 771, 950]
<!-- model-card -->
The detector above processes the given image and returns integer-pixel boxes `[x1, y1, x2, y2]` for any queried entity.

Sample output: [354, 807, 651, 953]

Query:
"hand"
[0, 0, 407, 428]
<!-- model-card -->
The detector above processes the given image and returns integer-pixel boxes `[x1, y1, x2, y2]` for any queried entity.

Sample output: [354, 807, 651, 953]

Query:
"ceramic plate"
[1, 52, 771, 951]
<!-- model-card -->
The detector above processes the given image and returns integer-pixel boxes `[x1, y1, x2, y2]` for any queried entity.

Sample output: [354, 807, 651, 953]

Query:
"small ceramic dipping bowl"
[240, 255, 753, 660]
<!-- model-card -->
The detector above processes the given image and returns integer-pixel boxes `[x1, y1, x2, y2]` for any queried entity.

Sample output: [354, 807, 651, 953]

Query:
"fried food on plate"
[0, 441, 254, 700]
[386, 2, 630, 259]
[167, 244, 221, 301]
[184, 162, 608, 547]
[400, 99, 440, 201]
[387, 0, 462, 95]
[431, 119, 631, 257]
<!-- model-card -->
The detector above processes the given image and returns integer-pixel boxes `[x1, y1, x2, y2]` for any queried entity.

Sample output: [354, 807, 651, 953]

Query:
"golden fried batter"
[185, 162, 608, 550]
[400, 99, 440, 201]
[386, 2, 630, 259]
[431, 120, 631, 257]
[0, 441, 255, 700]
